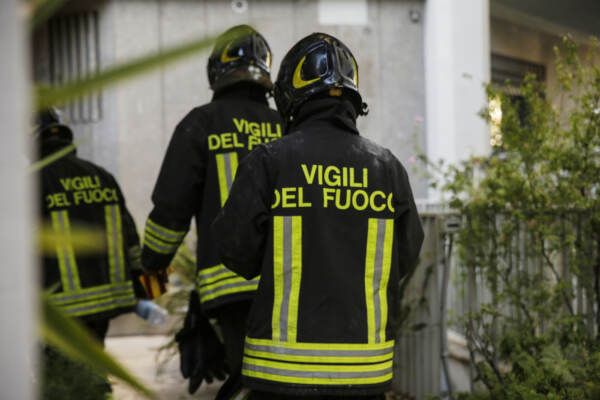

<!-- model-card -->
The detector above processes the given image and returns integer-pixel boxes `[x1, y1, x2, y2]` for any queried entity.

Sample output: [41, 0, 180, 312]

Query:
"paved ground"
[106, 335, 223, 400]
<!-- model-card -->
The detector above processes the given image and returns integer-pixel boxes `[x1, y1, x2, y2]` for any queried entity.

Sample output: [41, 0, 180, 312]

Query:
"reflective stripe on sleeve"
[197, 264, 259, 304]
[51, 210, 81, 292]
[128, 245, 142, 270]
[58, 294, 137, 317]
[215, 152, 239, 206]
[143, 219, 186, 255]
[364, 218, 394, 344]
[272, 216, 302, 343]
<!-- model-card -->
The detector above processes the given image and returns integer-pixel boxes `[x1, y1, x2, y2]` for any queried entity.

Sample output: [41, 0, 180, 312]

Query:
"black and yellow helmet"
[33, 108, 73, 143]
[207, 25, 273, 92]
[274, 32, 366, 121]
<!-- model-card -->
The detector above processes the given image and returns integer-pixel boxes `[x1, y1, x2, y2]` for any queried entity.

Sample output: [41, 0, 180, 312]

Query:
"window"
[489, 54, 546, 148]
[47, 12, 102, 123]
[491, 53, 546, 87]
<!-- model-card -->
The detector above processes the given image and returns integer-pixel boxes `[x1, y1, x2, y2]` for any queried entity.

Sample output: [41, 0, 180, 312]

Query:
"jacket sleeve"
[211, 146, 273, 280]
[391, 156, 424, 284]
[141, 111, 207, 271]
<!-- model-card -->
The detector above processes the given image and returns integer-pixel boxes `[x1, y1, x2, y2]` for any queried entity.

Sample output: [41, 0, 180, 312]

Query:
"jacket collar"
[287, 97, 359, 136]
[212, 82, 269, 106]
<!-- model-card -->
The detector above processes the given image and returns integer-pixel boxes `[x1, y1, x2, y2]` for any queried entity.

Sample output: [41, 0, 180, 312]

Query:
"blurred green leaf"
[27, 138, 85, 173]
[36, 35, 216, 110]
[29, 0, 66, 29]
[41, 297, 155, 398]
[38, 222, 107, 255]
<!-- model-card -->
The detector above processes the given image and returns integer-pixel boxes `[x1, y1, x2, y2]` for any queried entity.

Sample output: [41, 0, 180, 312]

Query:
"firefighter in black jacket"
[212, 33, 424, 398]
[38, 108, 145, 342]
[140, 25, 282, 394]
[38, 109, 146, 398]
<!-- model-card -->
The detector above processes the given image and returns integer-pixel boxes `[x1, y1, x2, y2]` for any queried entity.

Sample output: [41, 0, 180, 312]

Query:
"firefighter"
[140, 25, 283, 395]
[37, 108, 146, 397]
[212, 33, 424, 399]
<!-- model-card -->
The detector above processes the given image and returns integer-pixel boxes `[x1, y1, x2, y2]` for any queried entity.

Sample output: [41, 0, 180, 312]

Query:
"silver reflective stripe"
[199, 279, 258, 298]
[372, 219, 387, 343]
[50, 282, 133, 303]
[244, 343, 393, 358]
[62, 296, 135, 315]
[146, 220, 185, 241]
[55, 210, 77, 291]
[243, 363, 392, 379]
[223, 152, 234, 190]
[279, 216, 293, 342]
[144, 234, 177, 253]
[107, 205, 123, 283]
[198, 265, 236, 281]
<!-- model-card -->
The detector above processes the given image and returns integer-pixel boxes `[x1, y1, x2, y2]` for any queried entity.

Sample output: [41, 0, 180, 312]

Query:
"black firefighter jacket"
[212, 98, 424, 396]
[141, 85, 282, 316]
[40, 142, 144, 322]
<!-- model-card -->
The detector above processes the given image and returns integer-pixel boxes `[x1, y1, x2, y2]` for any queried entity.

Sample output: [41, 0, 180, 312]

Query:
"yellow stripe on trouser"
[51, 210, 81, 292]
[215, 152, 239, 206]
[272, 216, 302, 343]
[364, 218, 394, 344]
[105, 205, 126, 283]
[197, 264, 259, 304]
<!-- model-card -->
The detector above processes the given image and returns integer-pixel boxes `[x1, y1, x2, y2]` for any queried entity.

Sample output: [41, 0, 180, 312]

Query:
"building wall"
[98, 0, 428, 226]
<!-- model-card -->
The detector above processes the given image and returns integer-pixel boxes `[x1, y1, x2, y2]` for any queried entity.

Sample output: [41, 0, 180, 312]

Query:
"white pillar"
[0, 1, 35, 399]
[424, 0, 490, 201]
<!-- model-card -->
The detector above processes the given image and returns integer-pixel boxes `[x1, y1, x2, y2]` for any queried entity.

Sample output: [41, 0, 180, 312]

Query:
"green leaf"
[40, 297, 155, 398]
[36, 35, 216, 110]
[27, 139, 84, 173]
[29, 0, 67, 29]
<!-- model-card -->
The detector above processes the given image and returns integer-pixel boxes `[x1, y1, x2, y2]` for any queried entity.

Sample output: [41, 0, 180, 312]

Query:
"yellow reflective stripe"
[365, 218, 394, 343]
[51, 210, 81, 292]
[242, 368, 393, 385]
[199, 282, 258, 303]
[379, 219, 394, 342]
[197, 264, 259, 303]
[244, 357, 392, 373]
[242, 355, 393, 385]
[58, 292, 136, 317]
[146, 218, 186, 239]
[272, 216, 284, 341]
[245, 337, 394, 351]
[288, 216, 302, 343]
[49, 281, 134, 304]
[364, 218, 378, 343]
[197, 264, 238, 285]
[143, 234, 178, 254]
[244, 348, 392, 364]
[105, 205, 126, 283]
[215, 152, 239, 206]
[129, 245, 142, 270]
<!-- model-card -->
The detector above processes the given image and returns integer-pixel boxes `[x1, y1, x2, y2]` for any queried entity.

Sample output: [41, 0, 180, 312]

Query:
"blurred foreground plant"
[29, 0, 219, 396]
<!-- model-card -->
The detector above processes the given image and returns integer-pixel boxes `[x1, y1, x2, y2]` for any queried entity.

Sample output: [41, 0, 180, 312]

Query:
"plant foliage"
[437, 37, 600, 398]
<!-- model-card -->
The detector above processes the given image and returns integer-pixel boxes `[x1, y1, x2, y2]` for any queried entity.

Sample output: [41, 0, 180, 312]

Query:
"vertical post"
[0, 1, 35, 400]
[424, 0, 491, 200]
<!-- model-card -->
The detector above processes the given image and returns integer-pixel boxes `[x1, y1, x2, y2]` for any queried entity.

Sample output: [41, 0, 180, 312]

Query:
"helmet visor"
[334, 44, 359, 88]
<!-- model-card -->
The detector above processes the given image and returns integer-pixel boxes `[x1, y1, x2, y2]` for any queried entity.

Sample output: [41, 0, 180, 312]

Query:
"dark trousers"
[215, 300, 253, 400]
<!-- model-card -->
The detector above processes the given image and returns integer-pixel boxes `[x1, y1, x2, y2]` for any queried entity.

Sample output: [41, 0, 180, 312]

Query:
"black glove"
[175, 290, 228, 394]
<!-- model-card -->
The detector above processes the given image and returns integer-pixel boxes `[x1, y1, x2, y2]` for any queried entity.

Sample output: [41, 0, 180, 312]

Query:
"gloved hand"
[175, 290, 228, 394]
